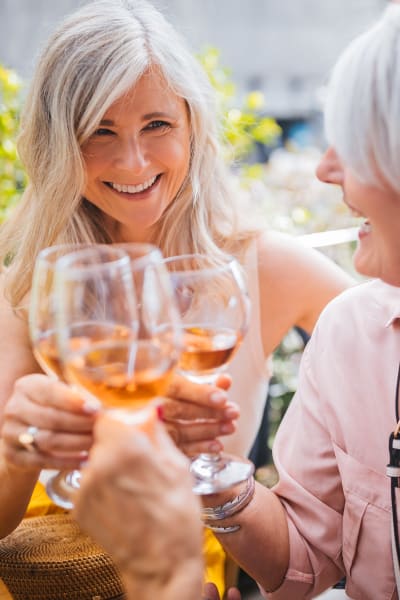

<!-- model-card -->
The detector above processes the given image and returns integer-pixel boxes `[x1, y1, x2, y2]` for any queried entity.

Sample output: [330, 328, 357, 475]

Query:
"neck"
[111, 222, 158, 245]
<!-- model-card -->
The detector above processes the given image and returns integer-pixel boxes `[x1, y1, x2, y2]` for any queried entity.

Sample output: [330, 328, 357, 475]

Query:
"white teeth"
[110, 175, 157, 194]
[360, 221, 371, 233]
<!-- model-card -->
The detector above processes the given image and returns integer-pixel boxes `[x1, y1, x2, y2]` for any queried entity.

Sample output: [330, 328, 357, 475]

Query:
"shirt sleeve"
[264, 329, 346, 599]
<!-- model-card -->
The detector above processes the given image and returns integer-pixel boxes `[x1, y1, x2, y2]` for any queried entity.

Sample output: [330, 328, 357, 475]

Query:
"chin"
[378, 273, 400, 287]
[352, 255, 375, 279]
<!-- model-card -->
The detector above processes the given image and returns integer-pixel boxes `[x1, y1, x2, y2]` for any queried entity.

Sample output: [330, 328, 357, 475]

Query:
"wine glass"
[164, 253, 254, 495]
[29, 244, 94, 509]
[113, 243, 182, 420]
[55, 244, 181, 425]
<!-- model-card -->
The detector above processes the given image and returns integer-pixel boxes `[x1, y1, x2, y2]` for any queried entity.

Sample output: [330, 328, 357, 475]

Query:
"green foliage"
[198, 47, 281, 163]
[0, 50, 280, 223]
[0, 65, 27, 222]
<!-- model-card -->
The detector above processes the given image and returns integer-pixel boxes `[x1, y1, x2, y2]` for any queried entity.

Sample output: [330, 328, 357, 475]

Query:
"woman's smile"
[82, 68, 191, 241]
[317, 146, 400, 284]
[104, 174, 161, 199]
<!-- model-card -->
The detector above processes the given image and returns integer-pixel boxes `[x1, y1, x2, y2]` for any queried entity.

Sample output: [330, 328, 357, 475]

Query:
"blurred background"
[0, 3, 388, 597]
[0, 0, 386, 471]
[0, 0, 386, 150]
[0, 0, 386, 119]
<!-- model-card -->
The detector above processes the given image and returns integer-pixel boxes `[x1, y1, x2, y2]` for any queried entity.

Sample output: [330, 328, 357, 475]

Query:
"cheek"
[158, 133, 191, 175]
[82, 144, 112, 179]
[82, 154, 99, 184]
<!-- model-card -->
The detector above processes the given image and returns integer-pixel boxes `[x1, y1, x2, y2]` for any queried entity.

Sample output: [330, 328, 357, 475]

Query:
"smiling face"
[316, 146, 400, 286]
[81, 68, 191, 242]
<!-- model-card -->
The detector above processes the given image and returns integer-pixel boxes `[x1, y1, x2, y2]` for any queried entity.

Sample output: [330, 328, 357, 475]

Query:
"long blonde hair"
[0, 0, 258, 307]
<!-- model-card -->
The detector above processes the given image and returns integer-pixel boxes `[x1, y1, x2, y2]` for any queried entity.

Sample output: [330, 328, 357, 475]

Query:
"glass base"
[190, 452, 254, 495]
[46, 469, 81, 510]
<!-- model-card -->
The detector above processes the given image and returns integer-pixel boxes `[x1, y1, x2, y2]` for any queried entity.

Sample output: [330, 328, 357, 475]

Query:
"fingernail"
[220, 422, 234, 434]
[208, 441, 222, 452]
[209, 390, 226, 405]
[156, 404, 164, 421]
[224, 406, 239, 419]
[83, 399, 101, 414]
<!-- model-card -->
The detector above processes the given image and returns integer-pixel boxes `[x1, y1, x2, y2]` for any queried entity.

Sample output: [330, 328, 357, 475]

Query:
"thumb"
[202, 581, 220, 600]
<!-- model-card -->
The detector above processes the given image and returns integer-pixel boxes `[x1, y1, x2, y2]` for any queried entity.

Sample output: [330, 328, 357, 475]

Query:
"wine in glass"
[29, 243, 94, 509]
[55, 244, 181, 425]
[164, 253, 254, 495]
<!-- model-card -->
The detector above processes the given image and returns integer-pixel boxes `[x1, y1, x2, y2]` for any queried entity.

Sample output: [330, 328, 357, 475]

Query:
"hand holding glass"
[56, 244, 181, 425]
[164, 254, 254, 495]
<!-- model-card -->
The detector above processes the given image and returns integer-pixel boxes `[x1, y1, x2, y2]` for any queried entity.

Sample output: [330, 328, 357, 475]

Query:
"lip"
[358, 220, 371, 240]
[104, 174, 161, 201]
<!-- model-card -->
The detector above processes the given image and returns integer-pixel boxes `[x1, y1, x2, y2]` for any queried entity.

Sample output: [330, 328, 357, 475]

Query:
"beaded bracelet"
[203, 476, 255, 533]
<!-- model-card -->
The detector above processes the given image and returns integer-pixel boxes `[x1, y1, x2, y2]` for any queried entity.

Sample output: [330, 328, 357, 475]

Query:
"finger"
[12, 374, 100, 414]
[167, 373, 230, 407]
[214, 373, 232, 391]
[2, 421, 93, 462]
[178, 439, 224, 457]
[4, 392, 98, 434]
[3, 442, 87, 470]
[17, 427, 93, 454]
[226, 588, 242, 600]
[202, 582, 220, 600]
[161, 398, 239, 423]
[165, 419, 236, 446]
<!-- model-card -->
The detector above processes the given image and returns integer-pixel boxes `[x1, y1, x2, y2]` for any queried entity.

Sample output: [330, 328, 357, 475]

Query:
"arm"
[202, 322, 346, 598]
[0, 279, 97, 538]
[0, 284, 44, 535]
[203, 482, 289, 593]
[73, 411, 204, 600]
[257, 231, 354, 355]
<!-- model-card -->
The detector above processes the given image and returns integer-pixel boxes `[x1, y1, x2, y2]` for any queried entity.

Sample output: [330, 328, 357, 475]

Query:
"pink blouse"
[266, 279, 400, 600]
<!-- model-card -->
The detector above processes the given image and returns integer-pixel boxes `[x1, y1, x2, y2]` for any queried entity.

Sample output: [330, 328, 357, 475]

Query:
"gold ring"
[18, 426, 39, 452]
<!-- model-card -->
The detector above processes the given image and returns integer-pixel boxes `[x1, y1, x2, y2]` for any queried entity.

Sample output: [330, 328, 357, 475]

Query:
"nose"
[316, 146, 344, 185]
[113, 137, 147, 173]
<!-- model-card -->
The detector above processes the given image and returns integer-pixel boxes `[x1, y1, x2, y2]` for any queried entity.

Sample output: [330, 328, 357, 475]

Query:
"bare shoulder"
[257, 230, 348, 279]
[0, 274, 38, 411]
[255, 231, 354, 354]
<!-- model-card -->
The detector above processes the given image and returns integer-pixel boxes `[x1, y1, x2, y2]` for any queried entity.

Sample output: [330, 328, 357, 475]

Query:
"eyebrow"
[99, 112, 175, 126]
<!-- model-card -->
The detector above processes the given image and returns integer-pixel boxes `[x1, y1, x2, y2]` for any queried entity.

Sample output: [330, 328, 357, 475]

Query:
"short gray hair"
[325, 4, 400, 192]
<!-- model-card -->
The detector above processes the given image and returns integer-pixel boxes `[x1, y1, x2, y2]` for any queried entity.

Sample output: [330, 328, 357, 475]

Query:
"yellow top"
[26, 480, 226, 597]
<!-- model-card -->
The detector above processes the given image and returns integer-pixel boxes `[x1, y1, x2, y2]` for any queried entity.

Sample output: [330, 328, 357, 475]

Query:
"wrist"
[202, 476, 255, 533]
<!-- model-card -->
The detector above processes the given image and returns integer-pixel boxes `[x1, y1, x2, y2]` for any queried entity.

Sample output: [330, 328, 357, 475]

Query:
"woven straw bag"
[0, 513, 125, 600]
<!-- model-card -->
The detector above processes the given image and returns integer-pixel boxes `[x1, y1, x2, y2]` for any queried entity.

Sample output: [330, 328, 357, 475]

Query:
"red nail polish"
[156, 404, 164, 421]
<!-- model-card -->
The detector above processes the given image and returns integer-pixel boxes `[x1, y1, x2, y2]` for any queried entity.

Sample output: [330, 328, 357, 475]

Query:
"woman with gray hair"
[193, 3, 400, 598]
[0, 0, 350, 597]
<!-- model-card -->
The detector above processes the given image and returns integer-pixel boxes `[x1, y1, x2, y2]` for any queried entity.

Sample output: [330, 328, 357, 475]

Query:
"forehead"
[103, 68, 186, 120]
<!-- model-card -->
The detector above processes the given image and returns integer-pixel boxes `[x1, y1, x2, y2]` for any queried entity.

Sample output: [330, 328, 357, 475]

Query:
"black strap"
[387, 362, 400, 583]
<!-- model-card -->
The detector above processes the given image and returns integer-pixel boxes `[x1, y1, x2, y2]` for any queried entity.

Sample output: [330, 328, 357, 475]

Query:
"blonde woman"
[0, 0, 352, 596]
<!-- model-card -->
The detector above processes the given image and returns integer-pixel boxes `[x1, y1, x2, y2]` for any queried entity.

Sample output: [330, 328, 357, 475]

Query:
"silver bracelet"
[205, 524, 241, 534]
[202, 476, 255, 526]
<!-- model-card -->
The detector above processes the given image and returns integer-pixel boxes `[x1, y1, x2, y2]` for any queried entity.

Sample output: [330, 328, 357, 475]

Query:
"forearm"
[121, 558, 203, 600]
[0, 444, 39, 538]
[206, 482, 289, 593]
